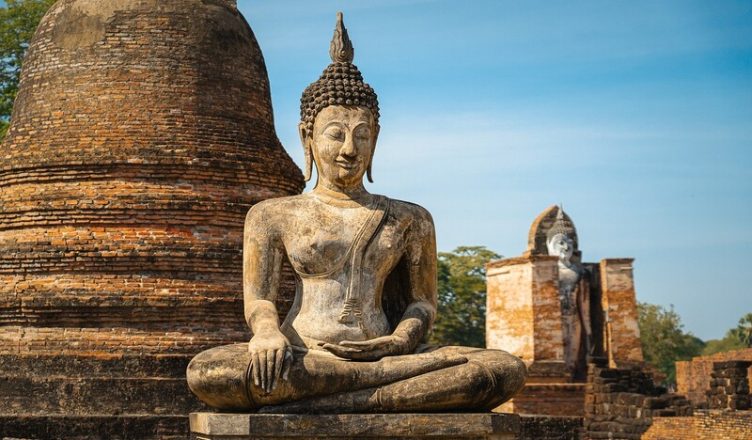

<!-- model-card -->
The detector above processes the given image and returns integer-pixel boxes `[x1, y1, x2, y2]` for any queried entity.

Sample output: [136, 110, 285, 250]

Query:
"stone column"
[486, 256, 565, 374]
[599, 258, 643, 367]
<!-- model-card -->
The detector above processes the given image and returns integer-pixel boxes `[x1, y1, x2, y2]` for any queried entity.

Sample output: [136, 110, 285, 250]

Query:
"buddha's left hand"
[322, 335, 410, 361]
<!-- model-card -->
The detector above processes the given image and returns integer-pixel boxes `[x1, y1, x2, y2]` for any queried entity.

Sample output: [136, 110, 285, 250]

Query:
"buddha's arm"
[394, 209, 438, 350]
[243, 203, 291, 392]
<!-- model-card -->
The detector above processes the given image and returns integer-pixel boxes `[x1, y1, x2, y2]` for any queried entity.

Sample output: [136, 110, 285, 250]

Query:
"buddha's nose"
[340, 134, 357, 158]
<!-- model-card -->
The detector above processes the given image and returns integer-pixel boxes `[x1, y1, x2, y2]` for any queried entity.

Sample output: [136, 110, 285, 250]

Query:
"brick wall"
[0, 0, 304, 346]
[599, 259, 643, 367]
[707, 361, 751, 411]
[676, 348, 752, 407]
[583, 360, 692, 440]
[519, 415, 582, 440]
[0, 0, 303, 438]
[642, 411, 752, 440]
[486, 256, 564, 363]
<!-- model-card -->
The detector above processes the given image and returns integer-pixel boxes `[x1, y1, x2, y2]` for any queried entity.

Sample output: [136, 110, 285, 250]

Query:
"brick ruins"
[0, 0, 303, 438]
[583, 358, 692, 439]
[706, 361, 751, 411]
[486, 205, 643, 418]
[676, 347, 752, 406]
[487, 206, 752, 440]
[0, 1, 749, 439]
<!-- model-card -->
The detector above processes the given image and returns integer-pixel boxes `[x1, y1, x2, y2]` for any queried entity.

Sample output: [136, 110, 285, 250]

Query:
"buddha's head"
[299, 12, 380, 188]
[546, 208, 577, 266]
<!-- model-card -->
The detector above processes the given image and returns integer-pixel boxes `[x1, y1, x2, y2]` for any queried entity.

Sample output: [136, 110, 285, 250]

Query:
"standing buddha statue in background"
[546, 208, 593, 380]
[186, 12, 526, 413]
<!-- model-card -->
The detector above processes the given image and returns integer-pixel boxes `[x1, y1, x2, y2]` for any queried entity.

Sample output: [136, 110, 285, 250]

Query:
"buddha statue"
[186, 12, 526, 413]
[545, 208, 592, 380]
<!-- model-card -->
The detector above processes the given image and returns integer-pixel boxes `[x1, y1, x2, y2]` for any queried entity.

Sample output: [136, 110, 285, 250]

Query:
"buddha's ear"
[299, 122, 313, 182]
[366, 124, 380, 183]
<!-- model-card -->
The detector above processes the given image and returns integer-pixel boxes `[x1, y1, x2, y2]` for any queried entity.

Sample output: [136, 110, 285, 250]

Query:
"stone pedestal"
[189, 413, 521, 440]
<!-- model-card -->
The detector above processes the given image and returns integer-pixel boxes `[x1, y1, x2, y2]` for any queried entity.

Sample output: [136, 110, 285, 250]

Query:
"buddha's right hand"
[248, 331, 292, 393]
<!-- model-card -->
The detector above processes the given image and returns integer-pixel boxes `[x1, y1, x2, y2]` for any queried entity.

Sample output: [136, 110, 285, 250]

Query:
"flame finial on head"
[329, 12, 354, 63]
[300, 11, 380, 182]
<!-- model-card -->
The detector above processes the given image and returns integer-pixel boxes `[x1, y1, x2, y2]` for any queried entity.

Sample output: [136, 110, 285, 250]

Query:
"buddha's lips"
[336, 160, 359, 170]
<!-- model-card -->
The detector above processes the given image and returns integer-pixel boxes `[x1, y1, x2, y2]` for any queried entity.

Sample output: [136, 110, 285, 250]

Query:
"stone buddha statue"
[545, 208, 592, 380]
[186, 12, 526, 413]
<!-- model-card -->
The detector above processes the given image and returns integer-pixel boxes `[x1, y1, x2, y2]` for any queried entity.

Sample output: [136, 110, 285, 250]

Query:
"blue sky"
[238, 0, 752, 340]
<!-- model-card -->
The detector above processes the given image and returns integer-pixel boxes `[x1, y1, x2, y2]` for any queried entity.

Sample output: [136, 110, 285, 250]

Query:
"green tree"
[429, 246, 501, 348]
[702, 336, 745, 356]
[637, 302, 704, 385]
[702, 312, 752, 355]
[0, 0, 55, 139]
[729, 312, 752, 347]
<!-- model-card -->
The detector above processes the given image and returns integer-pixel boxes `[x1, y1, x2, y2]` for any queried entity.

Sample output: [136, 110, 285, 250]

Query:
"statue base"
[189, 412, 521, 439]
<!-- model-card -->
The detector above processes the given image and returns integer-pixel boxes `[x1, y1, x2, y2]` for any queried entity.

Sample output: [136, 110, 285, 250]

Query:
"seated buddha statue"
[186, 12, 526, 413]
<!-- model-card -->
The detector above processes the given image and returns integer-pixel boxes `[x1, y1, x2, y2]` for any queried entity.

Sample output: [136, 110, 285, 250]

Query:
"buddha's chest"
[283, 204, 407, 277]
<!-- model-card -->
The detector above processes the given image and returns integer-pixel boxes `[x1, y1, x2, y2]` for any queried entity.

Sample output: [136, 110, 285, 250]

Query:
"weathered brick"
[0, 0, 303, 438]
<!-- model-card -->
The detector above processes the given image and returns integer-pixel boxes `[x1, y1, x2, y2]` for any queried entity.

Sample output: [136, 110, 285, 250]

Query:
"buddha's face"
[307, 105, 377, 188]
[547, 233, 574, 264]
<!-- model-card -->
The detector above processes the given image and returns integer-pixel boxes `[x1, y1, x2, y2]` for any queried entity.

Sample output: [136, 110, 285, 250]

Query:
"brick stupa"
[0, 0, 303, 438]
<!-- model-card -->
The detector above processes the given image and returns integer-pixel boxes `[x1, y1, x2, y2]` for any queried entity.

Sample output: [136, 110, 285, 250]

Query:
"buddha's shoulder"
[386, 197, 434, 225]
[244, 195, 309, 224]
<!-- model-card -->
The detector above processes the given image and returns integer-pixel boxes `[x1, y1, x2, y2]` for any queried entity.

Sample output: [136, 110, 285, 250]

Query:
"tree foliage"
[703, 312, 752, 356]
[429, 246, 501, 348]
[729, 312, 752, 347]
[637, 302, 704, 385]
[0, 0, 54, 139]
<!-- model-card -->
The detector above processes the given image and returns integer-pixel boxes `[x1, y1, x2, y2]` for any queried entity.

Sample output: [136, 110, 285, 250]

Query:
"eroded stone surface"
[189, 412, 521, 439]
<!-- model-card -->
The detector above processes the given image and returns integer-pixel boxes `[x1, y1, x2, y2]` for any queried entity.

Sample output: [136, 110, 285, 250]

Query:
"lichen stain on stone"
[51, 0, 159, 50]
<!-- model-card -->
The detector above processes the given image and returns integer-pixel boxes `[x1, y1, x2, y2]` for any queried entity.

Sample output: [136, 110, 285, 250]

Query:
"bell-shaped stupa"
[0, 0, 303, 436]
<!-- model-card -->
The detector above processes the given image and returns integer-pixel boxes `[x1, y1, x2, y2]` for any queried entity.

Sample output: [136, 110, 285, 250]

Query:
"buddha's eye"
[324, 127, 344, 141]
[354, 127, 371, 142]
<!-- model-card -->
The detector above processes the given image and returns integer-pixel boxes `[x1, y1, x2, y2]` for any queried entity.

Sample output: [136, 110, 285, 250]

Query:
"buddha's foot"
[256, 354, 470, 414]
[260, 348, 526, 413]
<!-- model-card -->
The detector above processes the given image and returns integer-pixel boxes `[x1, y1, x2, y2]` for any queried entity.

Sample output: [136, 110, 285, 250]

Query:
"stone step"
[0, 376, 204, 416]
[0, 326, 248, 356]
[0, 414, 188, 440]
[0, 353, 192, 378]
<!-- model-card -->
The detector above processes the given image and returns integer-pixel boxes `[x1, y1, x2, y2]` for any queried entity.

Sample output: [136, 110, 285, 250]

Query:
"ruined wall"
[583, 360, 692, 440]
[677, 348, 752, 406]
[706, 361, 751, 411]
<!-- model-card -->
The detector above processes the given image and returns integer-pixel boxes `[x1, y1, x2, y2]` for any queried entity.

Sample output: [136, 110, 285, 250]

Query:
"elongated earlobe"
[304, 146, 313, 182]
[366, 125, 380, 183]
[299, 123, 313, 182]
